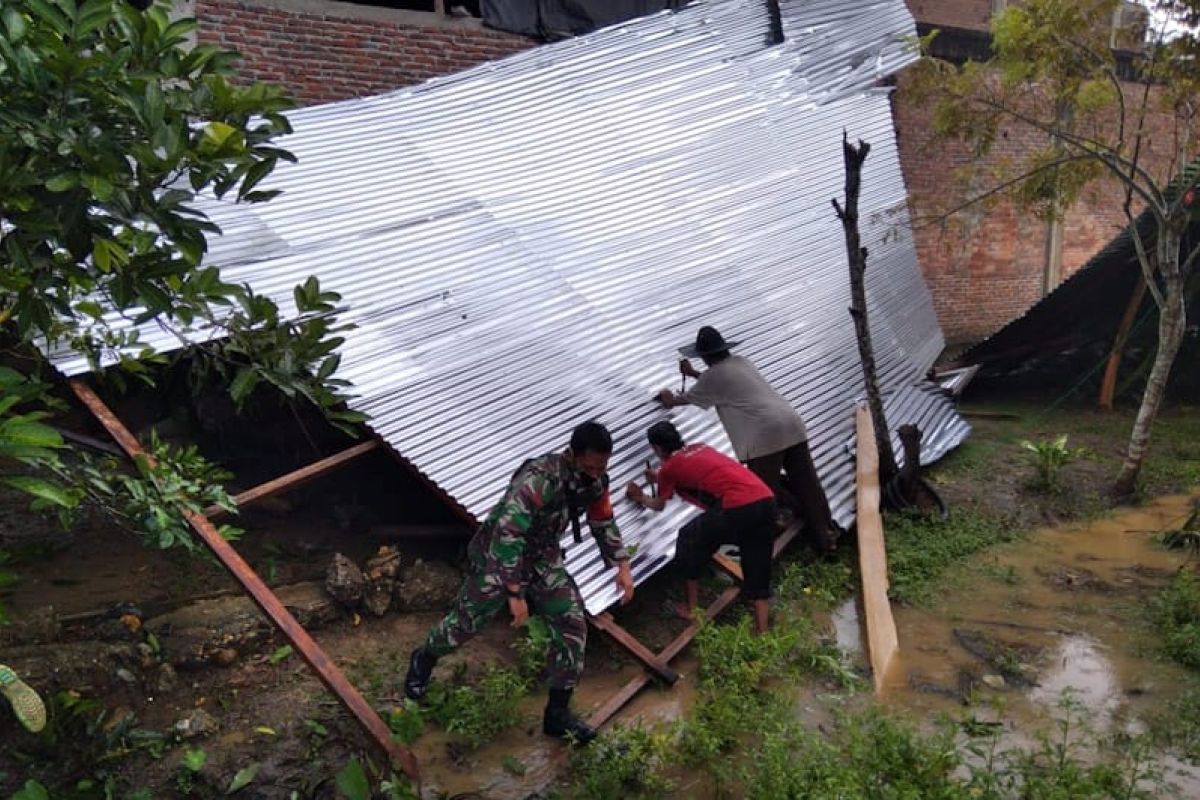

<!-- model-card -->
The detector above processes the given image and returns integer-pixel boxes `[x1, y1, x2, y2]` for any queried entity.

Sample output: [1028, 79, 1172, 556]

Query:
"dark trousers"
[676, 498, 776, 600]
[747, 440, 835, 551]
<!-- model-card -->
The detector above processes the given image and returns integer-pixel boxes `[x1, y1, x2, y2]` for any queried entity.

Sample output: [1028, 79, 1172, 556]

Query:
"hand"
[643, 466, 658, 484]
[615, 561, 634, 605]
[656, 388, 675, 407]
[508, 595, 529, 627]
[624, 481, 645, 504]
[679, 359, 700, 379]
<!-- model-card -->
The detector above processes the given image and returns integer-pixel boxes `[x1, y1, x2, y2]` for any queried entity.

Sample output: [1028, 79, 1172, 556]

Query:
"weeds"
[425, 663, 530, 748]
[568, 724, 674, 799]
[1149, 569, 1200, 670]
[775, 556, 855, 607]
[886, 508, 1016, 605]
[1020, 434, 1081, 492]
[1149, 687, 1200, 765]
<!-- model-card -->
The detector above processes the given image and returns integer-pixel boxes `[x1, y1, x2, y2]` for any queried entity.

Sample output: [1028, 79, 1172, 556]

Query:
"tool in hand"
[645, 458, 657, 498]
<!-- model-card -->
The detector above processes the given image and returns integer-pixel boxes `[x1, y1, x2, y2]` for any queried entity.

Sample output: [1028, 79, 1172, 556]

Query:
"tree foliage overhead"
[908, 0, 1199, 496]
[0, 1, 361, 539]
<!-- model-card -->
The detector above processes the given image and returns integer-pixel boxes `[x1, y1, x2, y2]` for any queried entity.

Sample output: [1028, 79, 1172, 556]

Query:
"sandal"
[0, 664, 46, 733]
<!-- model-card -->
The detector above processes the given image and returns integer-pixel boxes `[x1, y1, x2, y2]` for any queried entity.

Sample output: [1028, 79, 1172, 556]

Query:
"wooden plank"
[855, 405, 900, 696]
[711, 552, 744, 583]
[589, 613, 680, 684]
[586, 523, 800, 729]
[206, 440, 380, 519]
[588, 584, 743, 729]
[68, 380, 420, 782]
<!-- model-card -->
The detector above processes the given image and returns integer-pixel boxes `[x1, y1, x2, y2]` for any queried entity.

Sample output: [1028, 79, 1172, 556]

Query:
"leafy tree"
[909, 0, 1199, 497]
[0, 2, 358, 542]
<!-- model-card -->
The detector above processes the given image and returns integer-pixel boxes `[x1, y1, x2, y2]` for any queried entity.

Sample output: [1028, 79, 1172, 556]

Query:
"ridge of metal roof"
[45, 0, 969, 614]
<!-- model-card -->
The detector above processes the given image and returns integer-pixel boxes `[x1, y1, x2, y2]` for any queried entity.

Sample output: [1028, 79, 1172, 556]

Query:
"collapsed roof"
[45, 0, 969, 614]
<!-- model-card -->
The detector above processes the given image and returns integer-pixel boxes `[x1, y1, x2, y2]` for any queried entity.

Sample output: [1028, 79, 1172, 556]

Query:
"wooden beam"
[855, 405, 900, 696]
[68, 380, 419, 782]
[711, 552, 744, 583]
[206, 440, 380, 519]
[587, 522, 801, 729]
[588, 584, 742, 729]
[589, 612, 680, 684]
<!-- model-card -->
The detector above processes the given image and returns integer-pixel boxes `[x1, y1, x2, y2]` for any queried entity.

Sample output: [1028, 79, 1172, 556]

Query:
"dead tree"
[832, 133, 899, 485]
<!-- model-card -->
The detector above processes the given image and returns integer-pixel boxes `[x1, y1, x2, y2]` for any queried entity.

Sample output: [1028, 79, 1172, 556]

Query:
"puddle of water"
[834, 492, 1200, 792]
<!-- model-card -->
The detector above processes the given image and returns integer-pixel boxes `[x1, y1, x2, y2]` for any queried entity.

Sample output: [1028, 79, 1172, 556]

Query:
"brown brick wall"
[194, 0, 536, 106]
[893, 69, 1182, 343]
[903, 0, 996, 32]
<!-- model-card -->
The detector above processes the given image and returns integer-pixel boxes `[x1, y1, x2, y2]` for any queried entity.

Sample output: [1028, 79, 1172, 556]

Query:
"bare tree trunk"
[832, 133, 899, 483]
[1111, 229, 1188, 497]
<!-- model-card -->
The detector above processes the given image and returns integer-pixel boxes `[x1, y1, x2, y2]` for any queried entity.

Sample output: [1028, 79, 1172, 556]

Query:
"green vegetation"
[424, 663, 531, 749]
[1020, 434, 1082, 492]
[887, 509, 1018, 605]
[1150, 687, 1200, 766]
[1149, 569, 1200, 670]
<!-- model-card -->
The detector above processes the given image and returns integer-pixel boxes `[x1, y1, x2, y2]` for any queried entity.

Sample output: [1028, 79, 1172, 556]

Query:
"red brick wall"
[903, 0, 995, 32]
[194, 0, 536, 106]
[893, 69, 1182, 343]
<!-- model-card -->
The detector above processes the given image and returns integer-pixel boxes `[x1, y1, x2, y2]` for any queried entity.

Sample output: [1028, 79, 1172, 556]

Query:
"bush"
[1150, 570, 1200, 670]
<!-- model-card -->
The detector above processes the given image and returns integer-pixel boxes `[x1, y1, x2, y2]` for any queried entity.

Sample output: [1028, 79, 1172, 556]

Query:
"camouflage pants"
[423, 538, 588, 690]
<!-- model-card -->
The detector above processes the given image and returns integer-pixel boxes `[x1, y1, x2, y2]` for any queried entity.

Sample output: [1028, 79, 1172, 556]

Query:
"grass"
[1148, 569, 1200, 671]
[1149, 686, 1200, 765]
[886, 508, 1019, 605]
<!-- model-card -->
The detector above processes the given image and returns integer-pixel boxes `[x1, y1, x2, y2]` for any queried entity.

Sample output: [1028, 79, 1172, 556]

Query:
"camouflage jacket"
[476, 452, 628, 587]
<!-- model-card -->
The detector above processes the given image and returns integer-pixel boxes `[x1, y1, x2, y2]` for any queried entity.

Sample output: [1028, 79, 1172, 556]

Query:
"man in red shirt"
[625, 421, 777, 633]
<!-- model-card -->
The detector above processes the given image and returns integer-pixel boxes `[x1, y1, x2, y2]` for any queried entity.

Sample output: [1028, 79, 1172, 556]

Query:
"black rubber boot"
[403, 647, 437, 701]
[542, 687, 597, 745]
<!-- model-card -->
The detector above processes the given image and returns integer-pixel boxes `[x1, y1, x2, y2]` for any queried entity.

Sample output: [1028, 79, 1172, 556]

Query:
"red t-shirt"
[657, 444, 773, 510]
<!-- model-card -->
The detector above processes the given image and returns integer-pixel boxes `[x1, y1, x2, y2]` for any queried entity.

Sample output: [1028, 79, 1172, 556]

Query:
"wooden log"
[68, 380, 419, 782]
[589, 613, 680, 684]
[855, 405, 900, 696]
[711, 552, 744, 583]
[206, 440, 380, 519]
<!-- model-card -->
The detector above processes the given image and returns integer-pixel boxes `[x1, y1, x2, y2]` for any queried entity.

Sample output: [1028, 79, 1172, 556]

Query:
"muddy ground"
[0, 395, 1197, 798]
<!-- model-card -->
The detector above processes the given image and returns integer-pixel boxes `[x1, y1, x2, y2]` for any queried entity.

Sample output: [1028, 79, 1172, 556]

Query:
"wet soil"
[1, 401, 1198, 797]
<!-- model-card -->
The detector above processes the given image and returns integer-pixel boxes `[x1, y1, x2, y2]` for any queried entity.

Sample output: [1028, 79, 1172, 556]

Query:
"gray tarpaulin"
[482, 0, 685, 39]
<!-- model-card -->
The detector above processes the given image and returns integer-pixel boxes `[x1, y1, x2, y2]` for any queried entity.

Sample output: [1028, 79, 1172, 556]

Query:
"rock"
[325, 553, 365, 608]
[362, 546, 401, 617]
[155, 663, 179, 693]
[137, 642, 157, 670]
[278, 582, 340, 628]
[210, 648, 238, 667]
[115, 667, 138, 684]
[104, 706, 136, 732]
[175, 708, 219, 740]
[981, 673, 1006, 690]
[394, 558, 462, 612]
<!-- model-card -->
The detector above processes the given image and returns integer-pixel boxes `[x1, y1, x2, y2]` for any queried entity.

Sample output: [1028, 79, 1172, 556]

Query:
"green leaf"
[0, 477, 78, 509]
[0, 418, 64, 450]
[334, 759, 371, 800]
[9, 779, 50, 800]
[182, 747, 207, 772]
[229, 367, 259, 406]
[226, 762, 260, 794]
[269, 645, 294, 665]
[45, 172, 79, 192]
[2, 6, 28, 41]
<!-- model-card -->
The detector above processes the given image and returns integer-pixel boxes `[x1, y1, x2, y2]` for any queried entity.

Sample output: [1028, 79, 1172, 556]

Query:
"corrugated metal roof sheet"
[45, 0, 969, 614]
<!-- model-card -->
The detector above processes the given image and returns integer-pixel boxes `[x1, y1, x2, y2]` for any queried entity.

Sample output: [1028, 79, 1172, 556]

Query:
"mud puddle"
[834, 492, 1200, 793]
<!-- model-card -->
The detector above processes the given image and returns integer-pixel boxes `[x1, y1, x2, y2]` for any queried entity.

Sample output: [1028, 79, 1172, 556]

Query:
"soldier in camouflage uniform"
[404, 421, 634, 744]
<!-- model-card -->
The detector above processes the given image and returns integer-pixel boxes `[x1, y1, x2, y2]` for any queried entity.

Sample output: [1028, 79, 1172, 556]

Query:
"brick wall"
[194, 0, 536, 106]
[903, 0, 995, 32]
[893, 69, 1182, 343]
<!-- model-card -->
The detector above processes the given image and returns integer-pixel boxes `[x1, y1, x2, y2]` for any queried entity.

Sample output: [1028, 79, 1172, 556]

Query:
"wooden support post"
[855, 405, 900, 695]
[711, 552, 744, 583]
[589, 613, 680, 684]
[68, 380, 419, 782]
[1099, 276, 1147, 411]
[206, 440, 380, 519]
[587, 523, 801, 729]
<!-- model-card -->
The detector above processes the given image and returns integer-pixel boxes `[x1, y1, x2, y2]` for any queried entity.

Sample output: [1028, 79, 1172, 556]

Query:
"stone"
[210, 648, 238, 667]
[175, 708, 219, 739]
[325, 553, 365, 608]
[115, 667, 138, 684]
[362, 546, 401, 617]
[155, 663, 179, 693]
[394, 558, 463, 612]
[981, 673, 1006, 690]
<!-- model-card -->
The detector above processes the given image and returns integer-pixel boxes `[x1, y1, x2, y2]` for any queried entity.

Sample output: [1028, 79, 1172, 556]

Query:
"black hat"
[679, 325, 739, 358]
